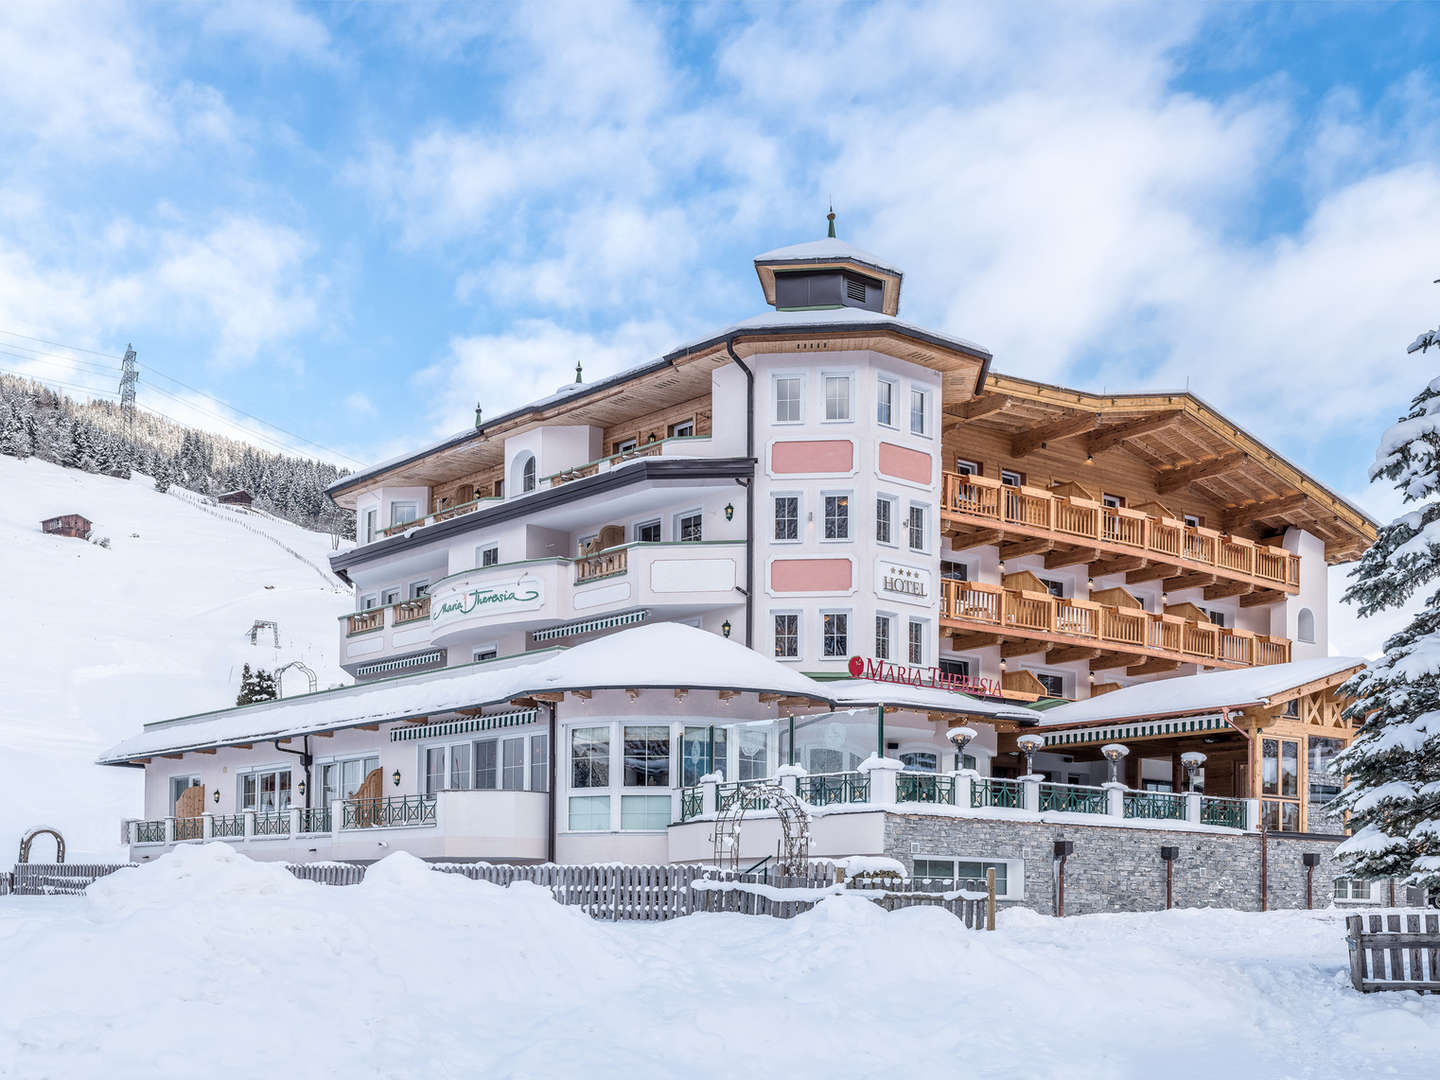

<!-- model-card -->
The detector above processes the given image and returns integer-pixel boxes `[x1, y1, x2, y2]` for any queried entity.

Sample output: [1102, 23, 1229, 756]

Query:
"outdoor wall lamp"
[392, 770, 402, 788]
[297, 779, 307, 798]
[721, 619, 732, 638]
[213, 790, 220, 804]
[724, 502, 734, 521]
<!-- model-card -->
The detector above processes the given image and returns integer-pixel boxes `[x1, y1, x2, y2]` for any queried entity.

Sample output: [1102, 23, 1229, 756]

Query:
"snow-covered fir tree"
[1335, 328, 1440, 890]
[235, 664, 278, 706]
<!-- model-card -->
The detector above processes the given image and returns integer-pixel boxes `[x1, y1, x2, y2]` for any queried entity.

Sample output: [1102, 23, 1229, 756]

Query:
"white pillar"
[776, 763, 805, 798]
[164, 817, 176, 844]
[860, 756, 901, 805]
[700, 773, 720, 816]
[955, 770, 974, 808]
[1245, 798, 1261, 833]
[243, 810, 256, 840]
[202, 814, 214, 840]
[330, 799, 344, 835]
[1103, 781, 1125, 818]
[289, 806, 303, 836]
[126, 819, 139, 846]
[1185, 791, 1202, 825]
[1021, 776, 1041, 813]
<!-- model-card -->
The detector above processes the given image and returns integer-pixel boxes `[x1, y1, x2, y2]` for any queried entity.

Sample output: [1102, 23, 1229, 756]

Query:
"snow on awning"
[390, 710, 540, 742]
[823, 679, 1037, 724]
[1038, 714, 1232, 749]
[531, 608, 648, 643]
[1033, 656, 1365, 729]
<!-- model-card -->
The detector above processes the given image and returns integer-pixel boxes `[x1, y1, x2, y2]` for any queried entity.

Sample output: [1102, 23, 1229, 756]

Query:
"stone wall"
[883, 811, 1345, 915]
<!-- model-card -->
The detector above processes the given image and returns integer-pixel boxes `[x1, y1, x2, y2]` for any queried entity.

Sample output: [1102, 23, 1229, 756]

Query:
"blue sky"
[2, 2, 1438, 622]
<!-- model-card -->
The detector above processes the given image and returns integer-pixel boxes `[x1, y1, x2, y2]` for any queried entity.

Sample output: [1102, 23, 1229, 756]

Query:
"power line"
[0, 331, 365, 465]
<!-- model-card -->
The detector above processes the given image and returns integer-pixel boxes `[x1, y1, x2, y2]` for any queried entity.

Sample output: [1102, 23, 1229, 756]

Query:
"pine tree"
[236, 663, 278, 705]
[152, 456, 173, 493]
[1336, 327, 1440, 891]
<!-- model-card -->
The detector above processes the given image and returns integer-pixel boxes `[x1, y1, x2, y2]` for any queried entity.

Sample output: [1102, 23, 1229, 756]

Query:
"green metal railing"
[134, 820, 166, 844]
[253, 811, 291, 836]
[1200, 796, 1247, 830]
[797, 771, 870, 807]
[173, 816, 203, 841]
[679, 786, 703, 821]
[897, 773, 957, 805]
[1123, 790, 1188, 821]
[1038, 782, 1108, 815]
[298, 806, 332, 834]
[717, 779, 772, 813]
[970, 777, 1024, 810]
[212, 814, 245, 839]
[341, 794, 437, 830]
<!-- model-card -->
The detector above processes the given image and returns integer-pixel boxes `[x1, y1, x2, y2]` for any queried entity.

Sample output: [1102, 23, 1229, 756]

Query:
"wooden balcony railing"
[941, 473, 1300, 591]
[939, 580, 1290, 668]
[347, 610, 384, 635]
[575, 547, 628, 584]
[393, 596, 430, 625]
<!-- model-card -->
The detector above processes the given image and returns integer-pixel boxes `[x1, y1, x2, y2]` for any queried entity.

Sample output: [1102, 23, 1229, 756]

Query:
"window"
[668, 418, 695, 438]
[571, 727, 610, 788]
[472, 646, 497, 663]
[623, 725, 670, 787]
[168, 775, 201, 812]
[425, 748, 448, 793]
[907, 504, 927, 551]
[449, 744, 471, 790]
[1102, 493, 1125, 509]
[823, 494, 849, 540]
[775, 375, 803, 423]
[501, 737, 525, 790]
[359, 594, 378, 611]
[238, 767, 292, 812]
[876, 494, 896, 544]
[875, 614, 893, 660]
[1183, 513, 1203, 529]
[1308, 736, 1343, 806]
[522, 456, 537, 492]
[1334, 878, 1374, 902]
[1039, 578, 1066, 599]
[389, 501, 418, 528]
[1297, 607, 1316, 644]
[773, 496, 799, 542]
[774, 613, 799, 659]
[910, 386, 930, 435]
[613, 438, 638, 455]
[676, 510, 703, 543]
[1000, 469, 1025, 488]
[912, 857, 1015, 898]
[823, 374, 852, 421]
[900, 752, 937, 772]
[478, 544, 499, 568]
[621, 795, 671, 831]
[635, 519, 662, 543]
[823, 612, 849, 657]
[941, 560, 968, 582]
[907, 618, 925, 665]
[939, 657, 971, 679]
[408, 580, 430, 599]
[955, 458, 981, 477]
[474, 740, 498, 789]
[737, 727, 768, 781]
[1202, 608, 1228, 628]
[1034, 672, 1065, 698]
[683, 726, 727, 786]
[382, 587, 401, 606]
[530, 733, 549, 793]
[1261, 737, 1301, 831]
[877, 376, 896, 426]
[362, 508, 377, 545]
[568, 795, 610, 831]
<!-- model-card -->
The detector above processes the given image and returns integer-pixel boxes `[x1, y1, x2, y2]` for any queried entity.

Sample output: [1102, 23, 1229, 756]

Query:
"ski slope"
[0, 455, 352, 858]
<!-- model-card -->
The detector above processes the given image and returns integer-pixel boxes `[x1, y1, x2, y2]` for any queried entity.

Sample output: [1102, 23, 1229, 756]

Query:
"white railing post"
[1246, 798, 1262, 833]
[289, 806, 303, 836]
[202, 814, 214, 840]
[331, 799, 344, 835]
[954, 769, 974, 808]
[1103, 782, 1126, 818]
[243, 810, 256, 840]
[860, 756, 901, 805]
[1021, 776, 1041, 813]
[776, 763, 805, 797]
[700, 773, 720, 816]
[164, 817, 176, 844]
[1185, 791, 1202, 825]
[125, 819, 138, 845]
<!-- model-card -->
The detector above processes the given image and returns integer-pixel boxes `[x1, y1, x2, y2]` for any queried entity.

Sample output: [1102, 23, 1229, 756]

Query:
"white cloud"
[198, 0, 335, 64]
[344, 392, 376, 417]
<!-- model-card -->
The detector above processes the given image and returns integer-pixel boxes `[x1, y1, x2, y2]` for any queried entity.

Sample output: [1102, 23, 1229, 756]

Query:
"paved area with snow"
[1, 845, 1436, 1078]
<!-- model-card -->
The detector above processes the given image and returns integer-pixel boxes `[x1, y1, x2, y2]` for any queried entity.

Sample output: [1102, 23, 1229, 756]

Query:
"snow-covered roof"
[823, 679, 1037, 723]
[753, 238, 902, 277]
[1034, 656, 1365, 728]
[98, 625, 830, 763]
[665, 307, 989, 361]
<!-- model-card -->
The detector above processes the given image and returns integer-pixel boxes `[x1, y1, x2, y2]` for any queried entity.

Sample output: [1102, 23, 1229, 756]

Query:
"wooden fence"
[5, 860, 995, 928]
[1347, 912, 1440, 994]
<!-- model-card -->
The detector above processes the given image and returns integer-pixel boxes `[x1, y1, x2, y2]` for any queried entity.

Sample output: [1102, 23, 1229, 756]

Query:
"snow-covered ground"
[1, 845, 1435, 1079]
[0, 456, 351, 858]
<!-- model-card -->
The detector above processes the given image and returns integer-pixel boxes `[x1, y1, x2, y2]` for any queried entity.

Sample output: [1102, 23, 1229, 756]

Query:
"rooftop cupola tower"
[752, 208, 904, 316]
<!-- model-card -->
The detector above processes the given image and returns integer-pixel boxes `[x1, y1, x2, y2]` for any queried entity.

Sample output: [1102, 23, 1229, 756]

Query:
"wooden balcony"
[939, 579, 1291, 675]
[575, 547, 628, 584]
[346, 610, 384, 635]
[941, 473, 1300, 605]
[393, 596, 430, 625]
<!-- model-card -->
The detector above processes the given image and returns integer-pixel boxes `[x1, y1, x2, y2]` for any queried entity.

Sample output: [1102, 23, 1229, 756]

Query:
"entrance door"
[1261, 737, 1301, 831]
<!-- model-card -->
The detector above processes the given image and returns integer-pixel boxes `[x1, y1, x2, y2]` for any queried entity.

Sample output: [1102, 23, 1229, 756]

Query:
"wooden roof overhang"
[944, 373, 1377, 564]
[753, 257, 904, 315]
[330, 323, 991, 508]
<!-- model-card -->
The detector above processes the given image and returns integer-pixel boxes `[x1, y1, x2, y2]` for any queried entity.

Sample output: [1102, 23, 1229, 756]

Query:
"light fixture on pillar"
[721, 619, 732, 639]
[1101, 742, 1130, 784]
[947, 726, 978, 769]
[724, 502, 734, 521]
[1017, 733, 1045, 779]
[1180, 751, 1206, 792]
[392, 769, 401, 788]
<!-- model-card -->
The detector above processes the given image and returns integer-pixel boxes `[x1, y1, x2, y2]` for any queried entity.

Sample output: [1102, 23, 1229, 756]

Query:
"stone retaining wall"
[883, 811, 1345, 915]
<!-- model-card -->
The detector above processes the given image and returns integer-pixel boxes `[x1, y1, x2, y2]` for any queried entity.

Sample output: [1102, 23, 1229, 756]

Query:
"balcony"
[941, 473, 1299, 601]
[939, 579, 1291, 673]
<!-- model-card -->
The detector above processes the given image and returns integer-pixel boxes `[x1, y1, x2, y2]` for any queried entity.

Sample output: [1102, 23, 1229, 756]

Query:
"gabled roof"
[1033, 656, 1365, 728]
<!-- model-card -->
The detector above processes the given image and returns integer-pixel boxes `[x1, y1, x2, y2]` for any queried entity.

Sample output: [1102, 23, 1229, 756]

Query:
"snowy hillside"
[0, 455, 352, 858]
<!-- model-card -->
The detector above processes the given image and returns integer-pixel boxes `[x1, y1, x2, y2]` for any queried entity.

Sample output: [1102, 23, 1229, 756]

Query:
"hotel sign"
[875, 559, 931, 608]
[847, 655, 1002, 698]
[432, 573, 545, 627]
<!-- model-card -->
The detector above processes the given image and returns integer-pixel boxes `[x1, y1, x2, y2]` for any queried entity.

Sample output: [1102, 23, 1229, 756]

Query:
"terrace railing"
[341, 794, 437, 830]
[392, 596, 430, 625]
[1037, 782, 1108, 815]
[575, 547, 628, 585]
[134, 819, 166, 844]
[717, 779, 773, 813]
[1199, 796, 1248, 830]
[1123, 790, 1189, 821]
[679, 786, 703, 822]
[971, 777, 1025, 810]
[297, 806, 332, 834]
[346, 609, 384, 636]
[253, 811, 291, 836]
[173, 816, 203, 841]
[940, 472, 1301, 590]
[212, 814, 245, 839]
[796, 771, 870, 807]
[896, 773, 956, 805]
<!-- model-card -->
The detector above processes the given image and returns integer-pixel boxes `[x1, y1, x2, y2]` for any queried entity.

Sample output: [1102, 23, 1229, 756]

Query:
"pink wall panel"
[770, 558, 853, 592]
[877, 441, 932, 484]
[771, 439, 854, 474]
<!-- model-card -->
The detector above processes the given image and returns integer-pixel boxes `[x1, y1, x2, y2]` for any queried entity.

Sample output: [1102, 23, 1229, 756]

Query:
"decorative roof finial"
[474, 402, 483, 428]
[575, 359, 583, 384]
[827, 202, 836, 239]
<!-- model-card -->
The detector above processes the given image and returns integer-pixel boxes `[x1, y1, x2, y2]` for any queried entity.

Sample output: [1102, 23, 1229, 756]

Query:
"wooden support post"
[986, 867, 997, 931]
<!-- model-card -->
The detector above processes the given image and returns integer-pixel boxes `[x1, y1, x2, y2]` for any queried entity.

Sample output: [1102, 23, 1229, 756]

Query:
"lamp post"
[1101, 743, 1129, 785]
[1017, 733, 1044, 779]
[1180, 751, 1206, 792]
[947, 726, 978, 770]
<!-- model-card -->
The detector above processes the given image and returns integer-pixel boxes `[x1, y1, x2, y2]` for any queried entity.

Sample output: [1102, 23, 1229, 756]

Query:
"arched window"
[523, 456, 536, 493]
[1297, 607, 1316, 644]
[512, 452, 537, 495]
